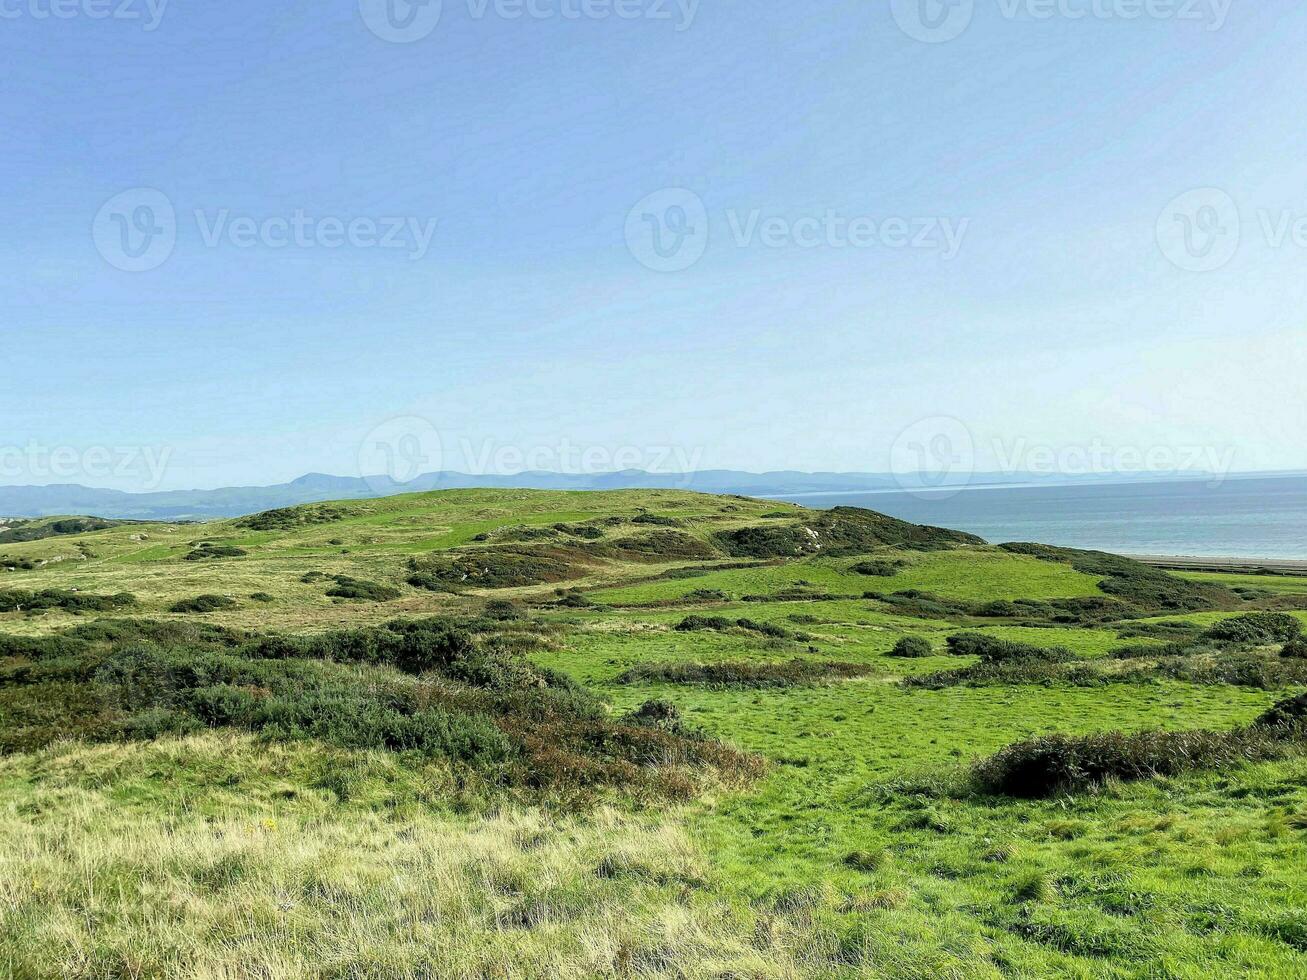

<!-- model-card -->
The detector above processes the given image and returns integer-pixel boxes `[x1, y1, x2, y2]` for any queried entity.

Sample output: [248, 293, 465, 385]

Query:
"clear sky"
[4, 0, 1305, 490]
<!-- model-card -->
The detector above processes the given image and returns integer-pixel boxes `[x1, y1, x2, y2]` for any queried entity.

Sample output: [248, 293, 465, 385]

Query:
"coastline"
[1128, 555, 1307, 576]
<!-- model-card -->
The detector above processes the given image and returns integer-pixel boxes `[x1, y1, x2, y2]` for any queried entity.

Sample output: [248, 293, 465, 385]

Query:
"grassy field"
[2, 489, 1306, 978]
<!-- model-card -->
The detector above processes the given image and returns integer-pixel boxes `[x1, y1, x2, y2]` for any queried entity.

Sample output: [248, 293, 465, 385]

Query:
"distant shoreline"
[1129, 555, 1307, 576]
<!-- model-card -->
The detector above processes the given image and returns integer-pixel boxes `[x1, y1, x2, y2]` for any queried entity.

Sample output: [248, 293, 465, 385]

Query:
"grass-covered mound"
[1000, 542, 1240, 613]
[0, 616, 759, 798]
[407, 547, 586, 591]
[0, 516, 123, 544]
[715, 507, 982, 558]
[233, 505, 352, 531]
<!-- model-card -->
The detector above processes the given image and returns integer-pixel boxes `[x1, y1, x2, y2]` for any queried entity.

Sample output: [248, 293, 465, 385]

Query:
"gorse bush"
[170, 595, 239, 614]
[974, 693, 1307, 797]
[324, 576, 402, 601]
[1204, 613, 1302, 646]
[0, 590, 136, 614]
[715, 508, 980, 559]
[407, 547, 582, 591]
[183, 543, 248, 561]
[0, 615, 758, 796]
[615, 659, 875, 688]
[889, 636, 934, 658]
[945, 632, 1076, 664]
[674, 615, 793, 639]
[851, 559, 907, 577]
[1282, 638, 1307, 659]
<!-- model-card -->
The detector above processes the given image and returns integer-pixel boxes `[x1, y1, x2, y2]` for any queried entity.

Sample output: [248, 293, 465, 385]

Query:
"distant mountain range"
[0, 469, 1268, 522]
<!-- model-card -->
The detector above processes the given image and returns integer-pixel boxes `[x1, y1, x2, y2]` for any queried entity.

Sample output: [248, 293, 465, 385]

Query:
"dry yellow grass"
[0, 735, 815, 980]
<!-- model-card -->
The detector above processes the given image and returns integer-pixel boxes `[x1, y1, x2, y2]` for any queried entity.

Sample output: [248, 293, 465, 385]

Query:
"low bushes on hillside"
[234, 505, 350, 531]
[945, 632, 1076, 664]
[407, 547, 583, 591]
[324, 575, 402, 601]
[974, 694, 1307, 797]
[1203, 613, 1302, 645]
[0, 615, 761, 797]
[0, 517, 120, 544]
[615, 659, 875, 688]
[0, 589, 136, 614]
[716, 508, 981, 559]
[674, 615, 795, 640]
[183, 543, 248, 561]
[1282, 638, 1307, 659]
[170, 595, 239, 614]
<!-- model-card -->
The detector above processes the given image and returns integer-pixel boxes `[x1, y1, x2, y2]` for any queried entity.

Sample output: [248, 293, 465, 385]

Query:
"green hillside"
[2, 489, 1306, 978]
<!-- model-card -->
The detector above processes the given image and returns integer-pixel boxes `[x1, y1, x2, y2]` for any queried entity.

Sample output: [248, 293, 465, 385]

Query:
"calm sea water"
[773, 475, 1307, 560]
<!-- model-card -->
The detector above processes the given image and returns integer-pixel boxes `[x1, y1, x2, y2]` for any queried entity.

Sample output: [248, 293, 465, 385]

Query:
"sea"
[772, 474, 1307, 561]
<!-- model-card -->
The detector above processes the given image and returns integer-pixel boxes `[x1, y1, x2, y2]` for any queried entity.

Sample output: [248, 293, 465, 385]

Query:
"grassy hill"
[2, 489, 1306, 978]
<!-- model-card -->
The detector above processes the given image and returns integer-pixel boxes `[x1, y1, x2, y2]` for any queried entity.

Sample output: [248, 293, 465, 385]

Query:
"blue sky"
[3, 0, 1305, 490]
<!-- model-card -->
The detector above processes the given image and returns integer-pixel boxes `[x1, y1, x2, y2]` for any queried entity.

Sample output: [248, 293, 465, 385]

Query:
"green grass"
[2, 488, 1306, 978]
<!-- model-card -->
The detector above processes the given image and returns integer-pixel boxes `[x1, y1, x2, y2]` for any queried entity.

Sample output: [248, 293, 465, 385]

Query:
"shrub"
[0, 590, 136, 614]
[974, 719, 1307, 798]
[675, 615, 793, 639]
[615, 659, 874, 688]
[851, 559, 906, 577]
[250, 592, 274, 603]
[1256, 692, 1307, 729]
[889, 636, 933, 658]
[325, 576, 402, 601]
[1204, 613, 1303, 646]
[170, 595, 238, 614]
[946, 632, 1075, 664]
[1282, 638, 1307, 659]
[183, 544, 247, 561]
[407, 547, 581, 591]
[484, 599, 525, 620]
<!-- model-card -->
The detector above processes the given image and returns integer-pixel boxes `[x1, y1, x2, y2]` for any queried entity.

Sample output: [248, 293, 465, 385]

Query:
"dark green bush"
[616, 659, 874, 688]
[1282, 638, 1307, 659]
[484, 599, 525, 620]
[407, 547, 581, 591]
[675, 615, 793, 639]
[183, 544, 248, 561]
[1204, 613, 1302, 646]
[974, 724, 1303, 798]
[325, 576, 402, 601]
[851, 559, 906, 577]
[0, 590, 136, 614]
[946, 632, 1075, 664]
[889, 636, 934, 658]
[170, 595, 239, 614]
